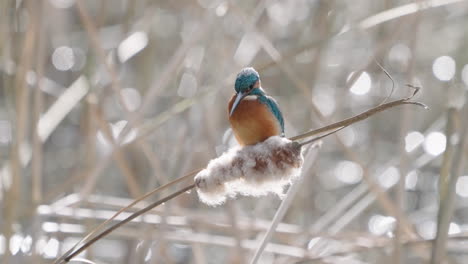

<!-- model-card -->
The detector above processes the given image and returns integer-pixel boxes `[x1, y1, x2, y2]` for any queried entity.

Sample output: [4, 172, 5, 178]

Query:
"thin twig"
[296, 60, 396, 146]
[289, 87, 427, 142]
[298, 126, 347, 146]
[54, 170, 198, 264]
[374, 58, 395, 105]
[62, 184, 196, 263]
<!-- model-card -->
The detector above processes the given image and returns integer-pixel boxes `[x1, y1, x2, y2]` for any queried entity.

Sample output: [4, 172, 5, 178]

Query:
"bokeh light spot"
[120, 88, 142, 112]
[267, 2, 289, 27]
[378, 167, 400, 189]
[96, 120, 137, 155]
[43, 238, 59, 258]
[52, 46, 75, 71]
[0, 235, 4, 255]
[405, 171, 418, 190]
[423, 132, 446, 156]
[456, 176, 468, 197]
[312, 91, 335, 116]
[9, 234, 22, 255]
[339, 127, 356, 147]
[35, 237, 47, 255]
[112, 121, 136, 145]
[417, 220, 436, 239]
[388, 43, 411, 69]
[433, 56, 455, 81]
[335, 160, 363, 184]
[0, 120, 12, 144]
[405, 131, 424, 152]
[368, 215, 395, 235]
[462, 64, 468, 87]
[216, 2, 228, 16]
[26, 71, 37, 85]
[348, 71, 371, 95]
[449, 222, 461, 234]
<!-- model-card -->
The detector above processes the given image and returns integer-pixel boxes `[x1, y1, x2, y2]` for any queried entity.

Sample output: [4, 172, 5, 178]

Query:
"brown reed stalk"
[432, 102, 468, 263]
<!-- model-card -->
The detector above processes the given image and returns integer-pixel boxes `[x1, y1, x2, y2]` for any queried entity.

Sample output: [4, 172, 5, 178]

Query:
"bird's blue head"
[234, 67, 260, 93]
[230, 67, 261, 116]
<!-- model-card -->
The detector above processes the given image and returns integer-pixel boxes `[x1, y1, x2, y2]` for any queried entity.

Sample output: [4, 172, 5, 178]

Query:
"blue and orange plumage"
[228, 67, 284, 146]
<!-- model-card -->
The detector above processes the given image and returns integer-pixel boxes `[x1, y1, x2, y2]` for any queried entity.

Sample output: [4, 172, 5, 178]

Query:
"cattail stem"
[55, 170, 199, 264]
[298, 126, 347, 146]
[63, 184, 196, 263]
[289, 86, 427, 142]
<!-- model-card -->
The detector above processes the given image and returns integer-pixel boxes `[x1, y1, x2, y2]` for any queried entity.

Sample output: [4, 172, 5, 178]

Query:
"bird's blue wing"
[259, 95, 285, 135]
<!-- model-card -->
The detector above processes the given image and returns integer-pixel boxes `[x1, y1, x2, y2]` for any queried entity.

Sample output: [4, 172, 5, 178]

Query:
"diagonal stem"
[62, 184, 196, 263]
[54, 170, 199, 264]
[289, 88, 426, 142]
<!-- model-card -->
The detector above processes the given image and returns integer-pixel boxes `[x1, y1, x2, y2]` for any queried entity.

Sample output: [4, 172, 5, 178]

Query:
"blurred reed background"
[1, 0, 468, 263]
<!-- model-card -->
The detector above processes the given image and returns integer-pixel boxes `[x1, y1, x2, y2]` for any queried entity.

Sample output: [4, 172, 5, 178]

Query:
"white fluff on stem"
[195, 136, 304, 206]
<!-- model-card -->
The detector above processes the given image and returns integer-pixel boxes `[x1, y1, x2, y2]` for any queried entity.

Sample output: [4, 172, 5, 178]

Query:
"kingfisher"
[228, 67, 285, 146]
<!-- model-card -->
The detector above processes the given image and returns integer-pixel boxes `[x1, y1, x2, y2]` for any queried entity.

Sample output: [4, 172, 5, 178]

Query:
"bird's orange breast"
[228, 95, 282, 146]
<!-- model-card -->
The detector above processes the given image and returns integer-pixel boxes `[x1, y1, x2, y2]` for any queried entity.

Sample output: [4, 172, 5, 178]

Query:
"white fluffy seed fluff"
[195, 136, 304, 206]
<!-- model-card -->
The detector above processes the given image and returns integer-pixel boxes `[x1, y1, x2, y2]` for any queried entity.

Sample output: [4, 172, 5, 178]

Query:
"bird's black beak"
[229, 91, 246, 116]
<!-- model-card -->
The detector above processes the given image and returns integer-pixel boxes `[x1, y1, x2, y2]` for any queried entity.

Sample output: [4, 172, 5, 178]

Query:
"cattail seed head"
[195, 136, 304, 206]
